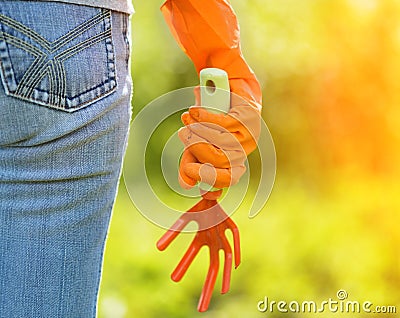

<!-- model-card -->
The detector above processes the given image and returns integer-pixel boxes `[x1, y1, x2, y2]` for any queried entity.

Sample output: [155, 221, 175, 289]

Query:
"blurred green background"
[98, 0, 400, 317]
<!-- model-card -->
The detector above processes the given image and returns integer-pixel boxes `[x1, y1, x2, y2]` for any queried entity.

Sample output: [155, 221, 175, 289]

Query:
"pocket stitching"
[0, 9, 117, 112]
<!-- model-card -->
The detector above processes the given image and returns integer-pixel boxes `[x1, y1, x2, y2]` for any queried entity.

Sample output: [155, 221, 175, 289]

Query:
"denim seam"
[0, 10, 111, 55]
[104, 10, 116, 96]
[0, 9, 117, 112]
[122, 14, 130, 69]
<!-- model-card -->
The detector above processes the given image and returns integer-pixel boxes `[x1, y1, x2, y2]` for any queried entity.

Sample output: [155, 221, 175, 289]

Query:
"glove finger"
[189, 106, 237, 130]
[178, 149, 197, 189]
[181, 111, 192, 126]
[183, 163, 246, 188]
[188, 106, 261, 154]
[186, 121, 244, 152]
[178, 127, 246, 168]
[183, 112, 247, 145]
[183, 112, 255, 154]
[189, 104, 259, 131]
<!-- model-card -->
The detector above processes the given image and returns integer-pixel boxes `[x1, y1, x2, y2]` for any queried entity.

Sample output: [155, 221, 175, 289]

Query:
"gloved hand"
[161, 0, 263, 189]
[178, 88, 261, 189]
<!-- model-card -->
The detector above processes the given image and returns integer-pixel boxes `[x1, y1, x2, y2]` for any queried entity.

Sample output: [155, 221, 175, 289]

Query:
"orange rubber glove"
[178, 88, 261, 188]
[161, 0, 262, 188]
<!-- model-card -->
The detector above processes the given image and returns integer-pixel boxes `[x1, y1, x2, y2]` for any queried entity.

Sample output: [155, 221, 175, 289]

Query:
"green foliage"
[98, 1, 400, 317]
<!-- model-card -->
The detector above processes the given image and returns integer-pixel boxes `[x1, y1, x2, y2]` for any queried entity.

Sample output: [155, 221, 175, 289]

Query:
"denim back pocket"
[0, 3, 116, 112]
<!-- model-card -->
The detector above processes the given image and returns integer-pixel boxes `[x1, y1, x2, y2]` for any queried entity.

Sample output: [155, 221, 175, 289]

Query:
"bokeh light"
[98, 1, 400, 317]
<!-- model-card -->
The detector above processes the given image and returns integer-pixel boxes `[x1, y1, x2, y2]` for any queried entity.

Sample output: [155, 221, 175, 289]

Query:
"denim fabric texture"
[31, 0, 136, 14]
[0, 2, 132, 317]
[0, 4, 117, 112]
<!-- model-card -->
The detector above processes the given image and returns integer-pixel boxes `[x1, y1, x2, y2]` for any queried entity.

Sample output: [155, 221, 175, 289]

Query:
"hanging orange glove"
[161, 0, 262, 188]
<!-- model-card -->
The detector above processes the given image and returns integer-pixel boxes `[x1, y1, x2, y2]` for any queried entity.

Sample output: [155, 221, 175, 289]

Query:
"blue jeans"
[0, 2, 132, 317]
